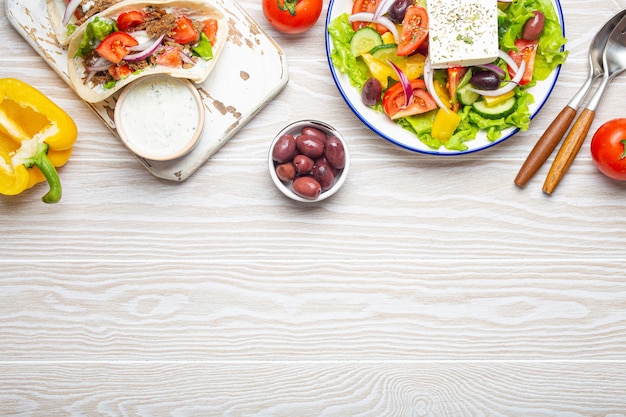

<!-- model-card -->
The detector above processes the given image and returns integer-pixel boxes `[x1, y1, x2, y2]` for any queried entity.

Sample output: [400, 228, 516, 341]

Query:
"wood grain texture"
[2, 0, 626, 415]
[2, 362, 626, 416]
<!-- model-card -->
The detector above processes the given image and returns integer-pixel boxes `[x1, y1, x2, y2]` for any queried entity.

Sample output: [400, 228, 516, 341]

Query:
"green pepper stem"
[23, 142, 62, 204]
[277, 0, 298, 16]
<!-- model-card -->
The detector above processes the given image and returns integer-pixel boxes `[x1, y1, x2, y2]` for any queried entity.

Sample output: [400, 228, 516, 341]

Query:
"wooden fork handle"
[514, 106, 577, 188]
[542, 108, 596, 195]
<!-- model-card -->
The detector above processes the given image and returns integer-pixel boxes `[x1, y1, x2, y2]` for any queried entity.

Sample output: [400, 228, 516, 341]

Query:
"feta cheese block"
[426, 0, 499, 68]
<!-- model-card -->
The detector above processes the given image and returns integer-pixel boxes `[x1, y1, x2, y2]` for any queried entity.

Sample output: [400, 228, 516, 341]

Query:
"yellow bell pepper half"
[0, 78, 77, 203]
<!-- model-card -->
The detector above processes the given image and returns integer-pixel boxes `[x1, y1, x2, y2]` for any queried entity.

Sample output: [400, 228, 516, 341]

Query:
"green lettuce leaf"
[327, 13, 368, 89]
[75, 17, 117, 58]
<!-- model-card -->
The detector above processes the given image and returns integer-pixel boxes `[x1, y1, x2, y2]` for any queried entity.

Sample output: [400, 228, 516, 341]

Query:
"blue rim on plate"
[325, 0, 565, 155]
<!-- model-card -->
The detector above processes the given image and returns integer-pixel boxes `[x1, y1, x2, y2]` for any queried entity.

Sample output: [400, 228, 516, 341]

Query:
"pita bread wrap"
[66, 0, 228, 103]
[47, 0, 129, 45]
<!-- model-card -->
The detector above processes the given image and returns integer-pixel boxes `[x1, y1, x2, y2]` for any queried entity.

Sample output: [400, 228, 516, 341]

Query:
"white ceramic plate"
[325, 0, 565, 155]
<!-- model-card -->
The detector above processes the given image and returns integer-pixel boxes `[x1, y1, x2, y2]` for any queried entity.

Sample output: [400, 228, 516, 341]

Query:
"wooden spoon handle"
[542, 108, 596, 195]
[514, 106, 577, 188]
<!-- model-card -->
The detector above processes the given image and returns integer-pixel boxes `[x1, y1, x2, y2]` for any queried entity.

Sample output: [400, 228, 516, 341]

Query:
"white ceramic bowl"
[114, 74, 204, 161]
[268, 120, 350, 203]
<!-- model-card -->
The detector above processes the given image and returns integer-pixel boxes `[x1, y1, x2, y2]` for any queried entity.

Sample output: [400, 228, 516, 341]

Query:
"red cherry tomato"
[447, 66, 467, 112]
[202, 19, 218, 45]
[108, 64, 133, 80]
[155, 46, 183, 67]
[590, 118, 626, 181]
[170, 16, 199, 44]
[382, 79, 438, 120]
[116, 10, 145, 32]
[350, 0, 388, 34]
[508, 39, 538, 86]
[95, 32, 139, 64]
[262, 0, 323, 34]
[397, 6, 428, 57]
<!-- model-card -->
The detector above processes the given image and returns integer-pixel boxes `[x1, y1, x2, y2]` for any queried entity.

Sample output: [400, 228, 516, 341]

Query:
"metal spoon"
[543, 14, 626, 194]
[514, 9, 626, 188]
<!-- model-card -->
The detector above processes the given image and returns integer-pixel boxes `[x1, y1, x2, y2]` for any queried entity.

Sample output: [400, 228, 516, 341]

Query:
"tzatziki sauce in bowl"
[114, 74, 204, 161]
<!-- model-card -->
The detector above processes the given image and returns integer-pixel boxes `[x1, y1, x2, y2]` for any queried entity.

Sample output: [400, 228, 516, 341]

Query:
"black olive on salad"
[470, 70, 501, 91]
[387, 0, 411, 24]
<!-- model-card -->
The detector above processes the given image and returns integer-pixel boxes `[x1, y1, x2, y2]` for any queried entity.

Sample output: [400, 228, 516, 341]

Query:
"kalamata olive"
[302, 126, 328, 144]
[324, 136, 346, 170]
[387, 0, 410, 23]
[293, 154, 314, 174]
[292, 176, 321, 199]
[296, 135, 325, 159]
[316, 156, 340, 176]
[522, 11, 545, 41]
[272, 134, 297, 163]
[275, 162, 296, 182]
[312, 162, 335, 191]
[470, 70, 501, 90]
[362, 77, 382, 107]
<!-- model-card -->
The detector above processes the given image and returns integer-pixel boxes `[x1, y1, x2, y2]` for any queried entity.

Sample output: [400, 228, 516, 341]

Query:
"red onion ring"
[423, 58, 449, 110]
[86, 56, 113, 72]
[372, 0, 393, 20]
[388, 60, 413, 109]
[178, 51, 195, 65]
[62, 0, 82, 25]
[126, 32, 152, 51]
[475, 63, 506, 79]
[123, 34, 165, 62]
[498, 49, 519, 74]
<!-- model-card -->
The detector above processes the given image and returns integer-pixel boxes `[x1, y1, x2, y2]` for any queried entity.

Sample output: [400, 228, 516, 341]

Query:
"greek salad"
[328, 0, 568, 151]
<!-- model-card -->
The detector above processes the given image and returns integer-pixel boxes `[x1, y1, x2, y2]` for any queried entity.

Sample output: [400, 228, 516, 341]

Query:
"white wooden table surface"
[2, 0, 626, 415]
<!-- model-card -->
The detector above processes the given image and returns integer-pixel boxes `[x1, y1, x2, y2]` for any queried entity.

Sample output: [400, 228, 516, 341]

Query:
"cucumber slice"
[456, 84, 480, 106]
[472, 97, 517, 119]
[370, 43, 399, 63]
[350, 27, 383, 57]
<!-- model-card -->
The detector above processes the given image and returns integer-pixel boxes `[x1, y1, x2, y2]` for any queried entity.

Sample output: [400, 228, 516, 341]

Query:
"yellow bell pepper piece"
[433, 80, 452, 110]
[381, 32, 395, 44]
[0, 78, 78, 203]
[397, 53, 425, 81]
[483, 90, 516, 107]
[361, 53, 395, 89]
[362, 52, 426, 89]
[432, 107, 461, 142]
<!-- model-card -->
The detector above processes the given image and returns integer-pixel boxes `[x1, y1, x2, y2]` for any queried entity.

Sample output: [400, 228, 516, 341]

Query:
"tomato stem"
[277, 0, 298, 16]
[620, 139, 626, 160]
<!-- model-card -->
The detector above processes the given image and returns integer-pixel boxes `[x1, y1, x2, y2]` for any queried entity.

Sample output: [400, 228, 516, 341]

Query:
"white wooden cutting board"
[6, 0, 289, 181]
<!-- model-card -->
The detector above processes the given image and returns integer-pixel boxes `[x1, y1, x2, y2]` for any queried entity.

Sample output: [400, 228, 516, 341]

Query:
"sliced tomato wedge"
[155, 46, 182, 67]
[116, 10, 146, 32]
[382, 79, 437, 120]
[397, 6, 428, 57]
[350, 0, 388, 34]
[508, 39, 538, 85]
[202, 19, 218, 46]
[170, 16, 199, 44]
[447, 66, 468, 112]
[95, 32, 138, 64]
[108, 64, 133, 81]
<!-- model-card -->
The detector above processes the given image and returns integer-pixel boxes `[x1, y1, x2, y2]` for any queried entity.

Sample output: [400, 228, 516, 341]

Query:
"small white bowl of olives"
[268, 120, 350, 203]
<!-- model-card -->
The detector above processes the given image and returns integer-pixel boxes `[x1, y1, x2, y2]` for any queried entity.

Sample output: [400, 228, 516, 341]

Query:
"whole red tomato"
[262, 0, 323, 34]
[590, 118, 626, 181]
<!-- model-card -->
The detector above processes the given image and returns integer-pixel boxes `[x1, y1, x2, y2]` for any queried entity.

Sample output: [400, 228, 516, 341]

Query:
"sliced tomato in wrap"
[66, 0, 227, 103]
